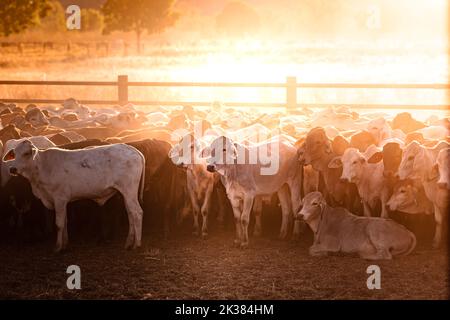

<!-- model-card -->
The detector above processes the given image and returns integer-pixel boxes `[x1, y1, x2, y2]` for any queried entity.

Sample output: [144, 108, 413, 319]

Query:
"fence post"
[286, 76, 297, 112]
[118, 75, 128, 105]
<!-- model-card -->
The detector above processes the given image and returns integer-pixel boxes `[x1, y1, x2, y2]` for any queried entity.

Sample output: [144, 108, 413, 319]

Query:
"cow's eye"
[352, 161, 357, 164]
[222, 149, 227, 152]
[312, 202, 318, 206]
[408, 156, 414, 161]
[24, 151, 32, 157]
[400, 189, 406, 193]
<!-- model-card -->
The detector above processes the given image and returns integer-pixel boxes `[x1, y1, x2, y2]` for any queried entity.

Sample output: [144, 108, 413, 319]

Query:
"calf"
[431, 148, 450, 189]
[296, 192, 416, 260]
[170, 134, 218, 238]
[203, 135, 303, 247]
[329, 147, 390, 218]
[3, 140, 145, 252]
[299, 127, 357, 210]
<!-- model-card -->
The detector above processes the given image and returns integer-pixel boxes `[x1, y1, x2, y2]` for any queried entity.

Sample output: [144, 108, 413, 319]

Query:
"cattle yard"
[1, 37, 449, 300]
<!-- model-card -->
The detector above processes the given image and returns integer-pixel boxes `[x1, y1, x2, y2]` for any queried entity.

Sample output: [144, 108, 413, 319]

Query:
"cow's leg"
[380, 189, 390, 218]
[363, 201, 372, 217]
[240, 195, 254, 248]
[288, 175, 304, 240]
[432, 205, 444, 248]
[189, 191, 201, 237]
[309, 244, 330, 256]
[123, 195, 143, 249]
[54, 200, 68, 253]
[116, 189, 138, 249]
[200, 182, 214, 239]
[216, 187, 227, 227]
[277, 186, 292, 239]
[253, 197, 262, 237]
[230, 197, 242, 246]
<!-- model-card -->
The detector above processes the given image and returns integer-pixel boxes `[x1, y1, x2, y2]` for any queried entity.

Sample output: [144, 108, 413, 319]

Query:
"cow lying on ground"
[295, 192, 416, 260]
[3, 140, 145, 252]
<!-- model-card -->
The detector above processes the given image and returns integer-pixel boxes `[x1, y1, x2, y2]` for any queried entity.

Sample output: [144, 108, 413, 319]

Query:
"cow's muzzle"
[206, 165, 216, 173]
[9, 167, 18, 176]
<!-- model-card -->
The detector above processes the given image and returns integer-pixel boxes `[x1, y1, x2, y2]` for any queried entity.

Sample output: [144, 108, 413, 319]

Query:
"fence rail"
[1, 75, 449, 111]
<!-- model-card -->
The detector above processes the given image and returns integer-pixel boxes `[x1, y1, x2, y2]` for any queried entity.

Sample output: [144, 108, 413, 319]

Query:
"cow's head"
[350, 130, 376, 152]
[2, 140, 37, 178]
[367, 117, 390, 145]
[295, 192, 326, 228]
[329, 147, 365, 183]
[202, 136, 238, 174]
[303, 127, 332, 164]
[398, 141, 423, 180]
[387, 180, 419, 212]
[431, 148, 450, 189]
[368, 142, 403, 179]
[168, 133, 201, 168]
[0, 124, 21, 144]
[25, 108, 49, 127]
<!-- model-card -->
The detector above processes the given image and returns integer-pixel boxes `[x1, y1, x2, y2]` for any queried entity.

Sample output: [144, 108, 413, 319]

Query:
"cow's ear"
[168, 146, 180, 159]
[200, 146, 211, 158]
[331, 135, 350, 156]
[367, 151, 383, 164]
[428, 164, 439, 181]
[328, 156, 342, 168]
[3, 149, 15, 162]
[0, 141, 3, 158]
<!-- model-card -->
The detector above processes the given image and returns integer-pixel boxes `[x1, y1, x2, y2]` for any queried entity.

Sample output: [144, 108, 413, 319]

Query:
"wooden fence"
[1, 75, 449, 111]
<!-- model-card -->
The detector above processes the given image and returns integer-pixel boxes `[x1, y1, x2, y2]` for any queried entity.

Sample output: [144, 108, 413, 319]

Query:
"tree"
[0, 0, 50, 37]
[34, 0, 66, 33]
[216, 1, 260, 38]
[102, 0, 179, 54]
[81, 8, 104, 33]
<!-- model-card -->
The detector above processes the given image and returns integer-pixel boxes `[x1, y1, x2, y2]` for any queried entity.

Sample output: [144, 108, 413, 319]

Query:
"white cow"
[203, 135, 303, 247]
[329, 147, 390, 218]
[3, 140, 145, 252]
[398, 140, 449, 247]
[169, 134, 219, 238]
[296, 192, 416, 260]
[432, 148, 450, 189]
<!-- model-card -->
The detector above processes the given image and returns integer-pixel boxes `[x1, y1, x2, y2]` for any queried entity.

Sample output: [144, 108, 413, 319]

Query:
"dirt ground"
[0, 228, 448, 300]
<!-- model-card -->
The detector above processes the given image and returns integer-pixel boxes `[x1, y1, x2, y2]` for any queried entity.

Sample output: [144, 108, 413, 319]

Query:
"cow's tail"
[139, 154, 145, 206]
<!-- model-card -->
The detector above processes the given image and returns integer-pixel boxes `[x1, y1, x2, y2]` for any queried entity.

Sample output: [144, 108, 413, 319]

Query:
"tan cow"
[296, 192, 416, 260]
[398, 140, 449, 247]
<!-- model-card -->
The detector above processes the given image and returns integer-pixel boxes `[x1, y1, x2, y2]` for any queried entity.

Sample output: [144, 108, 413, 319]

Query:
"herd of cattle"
[0, 98, 448, 260]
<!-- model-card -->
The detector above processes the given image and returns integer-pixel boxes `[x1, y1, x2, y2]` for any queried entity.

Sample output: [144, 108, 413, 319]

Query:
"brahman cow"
[398, 140, 449, 247]
[169, 134, 219, 238]
[296, 192, 416, 260]
[2, 140, 145, 252]
[203, 135, 303, 247]
[329, 147, 390, 218]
